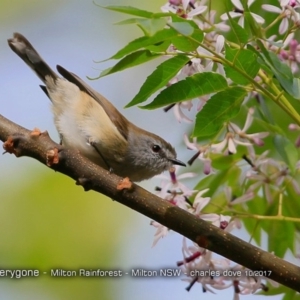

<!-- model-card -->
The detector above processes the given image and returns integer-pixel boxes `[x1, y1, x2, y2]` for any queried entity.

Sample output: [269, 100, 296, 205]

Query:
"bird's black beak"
[169, 158, 186, 167]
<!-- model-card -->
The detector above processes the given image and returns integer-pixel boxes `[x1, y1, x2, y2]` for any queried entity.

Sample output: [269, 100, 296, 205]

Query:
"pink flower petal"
[262, 4, 282, 13]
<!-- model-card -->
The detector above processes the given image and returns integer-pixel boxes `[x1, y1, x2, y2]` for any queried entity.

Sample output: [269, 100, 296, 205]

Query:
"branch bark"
[0, 113, 299, 292]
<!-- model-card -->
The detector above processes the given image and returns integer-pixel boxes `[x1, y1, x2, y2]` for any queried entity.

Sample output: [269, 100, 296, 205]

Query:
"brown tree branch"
[0, 113, 300, 292]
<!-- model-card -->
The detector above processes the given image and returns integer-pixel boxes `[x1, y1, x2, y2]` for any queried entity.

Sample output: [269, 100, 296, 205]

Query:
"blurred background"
[0, 0, 284, 299]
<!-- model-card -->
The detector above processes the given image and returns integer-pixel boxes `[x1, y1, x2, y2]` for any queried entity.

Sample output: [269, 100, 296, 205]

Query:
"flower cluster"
[178, 238, 278, 296]
[146, 0, 300, 297]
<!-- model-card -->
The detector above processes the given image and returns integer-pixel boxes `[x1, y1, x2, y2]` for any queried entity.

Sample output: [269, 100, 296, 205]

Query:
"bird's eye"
[152, 144, 161, 153]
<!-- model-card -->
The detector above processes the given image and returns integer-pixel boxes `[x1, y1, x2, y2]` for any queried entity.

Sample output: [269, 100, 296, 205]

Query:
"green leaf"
[108, 28, 178, 60]
[244, 11, 263, 39]
[114, 18, 141, 25]
[243, 217, 261, 246]
[210, 153, 240, 170]
[171, 36, 195, 52]
[115, 18, 167, 36]
[285, 182, 300, 233]
[193, 174, 222, 199]
[199, 166, 241, 213]
[273, 135, 299, 172]
[103, 6, 155, 18]
[102, 5, 172, 19]
[257, 40, 300, 99]
[194, 87, 247, 138]
[267, 219, 294, 257]
[256, 94, 276, 126]
[136, 18, 167, 36]
[263, 285, 296, 297]
[141, 72, 228, 109]
[171, 35, 199, 52]
[171, 14, 200, 29]
[171, 28, 204, 52]
[126, 55, 190, 107]
[282, 289, 299, 300]
[145, 41, 171, 52]
[261, 197, 295, 257]
[190, 28, 204, 44]
[244, 195, 267, 245]
[293, 77, 300, 98]
[256, 118, 285, 136]
[169, 16, 204, 44]
[171, 22, 194, 36]
[225, 46, 259, 85]
[246, 44, 260, 55]
[92, 50, 161, 79]
[226, 13, 249, 44]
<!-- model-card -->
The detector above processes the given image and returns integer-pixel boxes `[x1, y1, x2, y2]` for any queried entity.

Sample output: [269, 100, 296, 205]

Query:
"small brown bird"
[8, 33, 185, 181]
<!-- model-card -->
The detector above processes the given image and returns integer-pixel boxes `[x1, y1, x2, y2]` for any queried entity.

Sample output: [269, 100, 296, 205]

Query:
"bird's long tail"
[8, 32, 58, 83]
